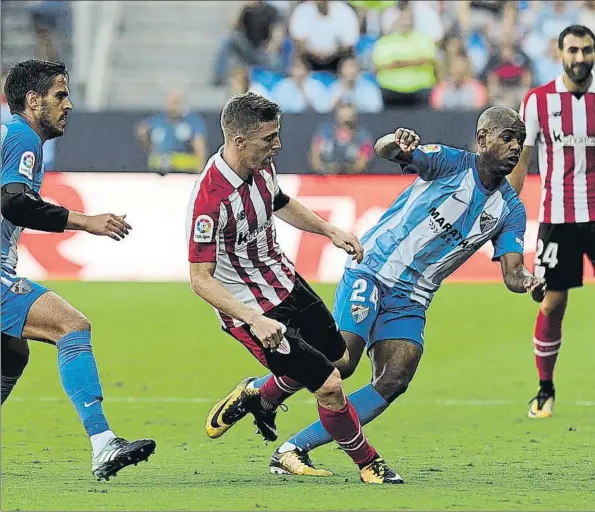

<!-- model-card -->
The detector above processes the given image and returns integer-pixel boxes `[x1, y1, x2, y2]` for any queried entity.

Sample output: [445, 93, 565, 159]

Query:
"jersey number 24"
[351, 279, 379, 308]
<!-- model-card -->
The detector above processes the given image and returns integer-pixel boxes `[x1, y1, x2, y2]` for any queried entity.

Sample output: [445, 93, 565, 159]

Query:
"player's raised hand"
[394, 128, 420, 154]
[329, 228, 364, 263]
[249, 315, 286, 350]
[85, 213, 132, 241]
[525, 276, 546, 302]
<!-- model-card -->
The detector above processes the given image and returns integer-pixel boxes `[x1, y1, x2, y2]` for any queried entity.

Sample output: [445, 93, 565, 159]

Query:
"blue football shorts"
[333, 268, 426, 351]
[1, 271, 49, 338]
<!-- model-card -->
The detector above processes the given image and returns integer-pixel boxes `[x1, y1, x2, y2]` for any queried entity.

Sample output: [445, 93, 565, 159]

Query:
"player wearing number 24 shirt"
[510, 24, 595, 419]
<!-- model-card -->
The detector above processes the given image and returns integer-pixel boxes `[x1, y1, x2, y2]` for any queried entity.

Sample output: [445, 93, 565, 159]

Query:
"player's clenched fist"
[394, 128, 420, 154]
[249, 315, 286, 350]
[85, 213, 132, 241]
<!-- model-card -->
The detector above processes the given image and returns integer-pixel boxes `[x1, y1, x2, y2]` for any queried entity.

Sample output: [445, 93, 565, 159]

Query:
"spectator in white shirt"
[289, 0, 360, 73]
[272, 57, 332, 113]
[329, 57, 383, 113]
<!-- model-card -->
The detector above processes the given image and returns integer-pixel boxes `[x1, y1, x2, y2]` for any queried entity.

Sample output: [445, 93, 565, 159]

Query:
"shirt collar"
[214, 146, 250, 188]
[556, 72, 595, 93]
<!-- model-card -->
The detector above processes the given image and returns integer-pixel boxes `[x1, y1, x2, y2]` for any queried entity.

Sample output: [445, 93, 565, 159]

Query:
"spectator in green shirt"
[372, 4, 437, 106]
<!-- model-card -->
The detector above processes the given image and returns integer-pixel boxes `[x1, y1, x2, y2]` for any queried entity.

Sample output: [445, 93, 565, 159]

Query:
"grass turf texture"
[2, 282, 594, 511]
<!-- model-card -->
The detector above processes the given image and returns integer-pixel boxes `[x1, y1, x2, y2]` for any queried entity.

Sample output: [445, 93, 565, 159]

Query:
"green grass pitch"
[2, 282, 594, 511]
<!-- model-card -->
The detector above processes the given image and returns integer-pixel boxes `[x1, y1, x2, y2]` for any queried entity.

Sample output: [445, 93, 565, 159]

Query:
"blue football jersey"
[347, 144, 526, 307]
[1, 115, 45, 275]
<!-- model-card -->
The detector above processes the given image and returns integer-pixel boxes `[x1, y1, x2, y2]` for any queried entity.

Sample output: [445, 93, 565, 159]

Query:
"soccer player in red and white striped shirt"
[510, 25, 595, 419]
[187, 92, 403, 483]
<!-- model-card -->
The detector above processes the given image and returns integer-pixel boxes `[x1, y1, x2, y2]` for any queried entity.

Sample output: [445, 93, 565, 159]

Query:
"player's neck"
[476, 157, 504, 192]
[221, 146, 253, 181]
[562, 72, 592, 94]
[16, 111, 47, 142]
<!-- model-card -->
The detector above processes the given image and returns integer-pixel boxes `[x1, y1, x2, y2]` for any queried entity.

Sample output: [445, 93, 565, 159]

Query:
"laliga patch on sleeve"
[19, 151, 35, 180]
[194, 214, 214, 243]
[419, 144, 441, 153]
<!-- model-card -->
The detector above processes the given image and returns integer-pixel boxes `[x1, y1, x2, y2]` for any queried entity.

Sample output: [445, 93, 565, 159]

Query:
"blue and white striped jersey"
[346, 144, 526, 307]
[1, 115, 45, 275]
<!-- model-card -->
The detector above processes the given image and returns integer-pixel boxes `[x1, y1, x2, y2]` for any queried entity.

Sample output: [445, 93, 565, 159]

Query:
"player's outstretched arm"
[374, 128, 420, 164]
[274, 198, 364, 263]
[1, 182, 131, 241]
[500, 252, 546, 300]
[507, 145, 533, 194]
[66, 211, 131, 241]
[189, 262, 285, 349]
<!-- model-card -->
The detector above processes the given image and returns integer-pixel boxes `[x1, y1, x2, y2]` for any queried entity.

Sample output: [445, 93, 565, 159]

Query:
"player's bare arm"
[507, 145, 534, 194]
[189, 262, 285, 349]
[274, 198, 364, 263]
[500, 252, 546, 299]
[66, 212, 131, 241]
[1, 182, 131, 241]
[374, 128, 421, 163]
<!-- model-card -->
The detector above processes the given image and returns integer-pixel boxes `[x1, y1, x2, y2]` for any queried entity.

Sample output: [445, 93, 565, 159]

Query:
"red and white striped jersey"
[186, 149, 295, 328]
[520, 73, 595, 224]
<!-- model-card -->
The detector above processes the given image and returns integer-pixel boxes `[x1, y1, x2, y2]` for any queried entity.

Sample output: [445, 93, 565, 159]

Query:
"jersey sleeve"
[519, 90, 539, 147]
[1, 125, 42, 188]
[403, 144, 470, 181]
[188, 187, 227, 264]
[491, 200, 527, 261]
[270, 162, 290, 211]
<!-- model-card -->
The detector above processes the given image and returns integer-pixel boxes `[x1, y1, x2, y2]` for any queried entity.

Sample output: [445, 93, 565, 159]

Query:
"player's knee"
[541, 297, 567, 318]
[56, 312, 91, 339]
[315, 369, 344, 402]
[334, 348, 358, 380]
[373, 370, 411, 403]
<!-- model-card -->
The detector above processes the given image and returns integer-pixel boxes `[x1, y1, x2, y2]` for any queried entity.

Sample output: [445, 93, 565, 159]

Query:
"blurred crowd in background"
[214, 0, 595, 110]
[2, 0, 594, 174]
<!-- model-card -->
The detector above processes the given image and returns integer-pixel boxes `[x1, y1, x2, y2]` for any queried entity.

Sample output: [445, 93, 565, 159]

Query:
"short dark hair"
[221, 92, 281, 139]
[4, 59, 68, 114]
[558, 25, 595, 50]
[476, 105, 523, 135]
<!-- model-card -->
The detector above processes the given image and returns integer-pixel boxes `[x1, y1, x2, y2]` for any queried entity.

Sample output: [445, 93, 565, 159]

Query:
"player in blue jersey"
[206, 105, 546, 479]
[1, 60, 155, 480]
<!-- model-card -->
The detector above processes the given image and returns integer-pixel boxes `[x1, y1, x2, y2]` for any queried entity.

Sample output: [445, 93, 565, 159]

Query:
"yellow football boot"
[360, 457, 404, 484]
[528, 389, 555, 419]
[205, 377, 257, 439]
[269, 447, 333, 477]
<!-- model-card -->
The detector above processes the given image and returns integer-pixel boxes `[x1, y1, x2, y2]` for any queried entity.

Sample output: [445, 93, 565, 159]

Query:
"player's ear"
[234, 135, 247, 150]
[25, 91, 41, 112]
[476, 129, 487, 150]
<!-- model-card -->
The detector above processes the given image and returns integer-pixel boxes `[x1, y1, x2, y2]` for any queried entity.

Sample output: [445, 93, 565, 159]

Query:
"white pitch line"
[7, 396, 595, 406]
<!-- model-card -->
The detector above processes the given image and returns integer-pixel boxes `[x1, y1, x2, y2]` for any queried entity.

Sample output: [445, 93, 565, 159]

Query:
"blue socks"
[56, 330, 110, 437]
[252, 374, 272, 388]
[286, 383, 389, 452]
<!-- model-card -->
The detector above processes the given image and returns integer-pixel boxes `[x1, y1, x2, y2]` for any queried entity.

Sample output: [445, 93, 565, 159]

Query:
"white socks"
[90, 429, 116, 456]
[278, 441, 297, 454]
